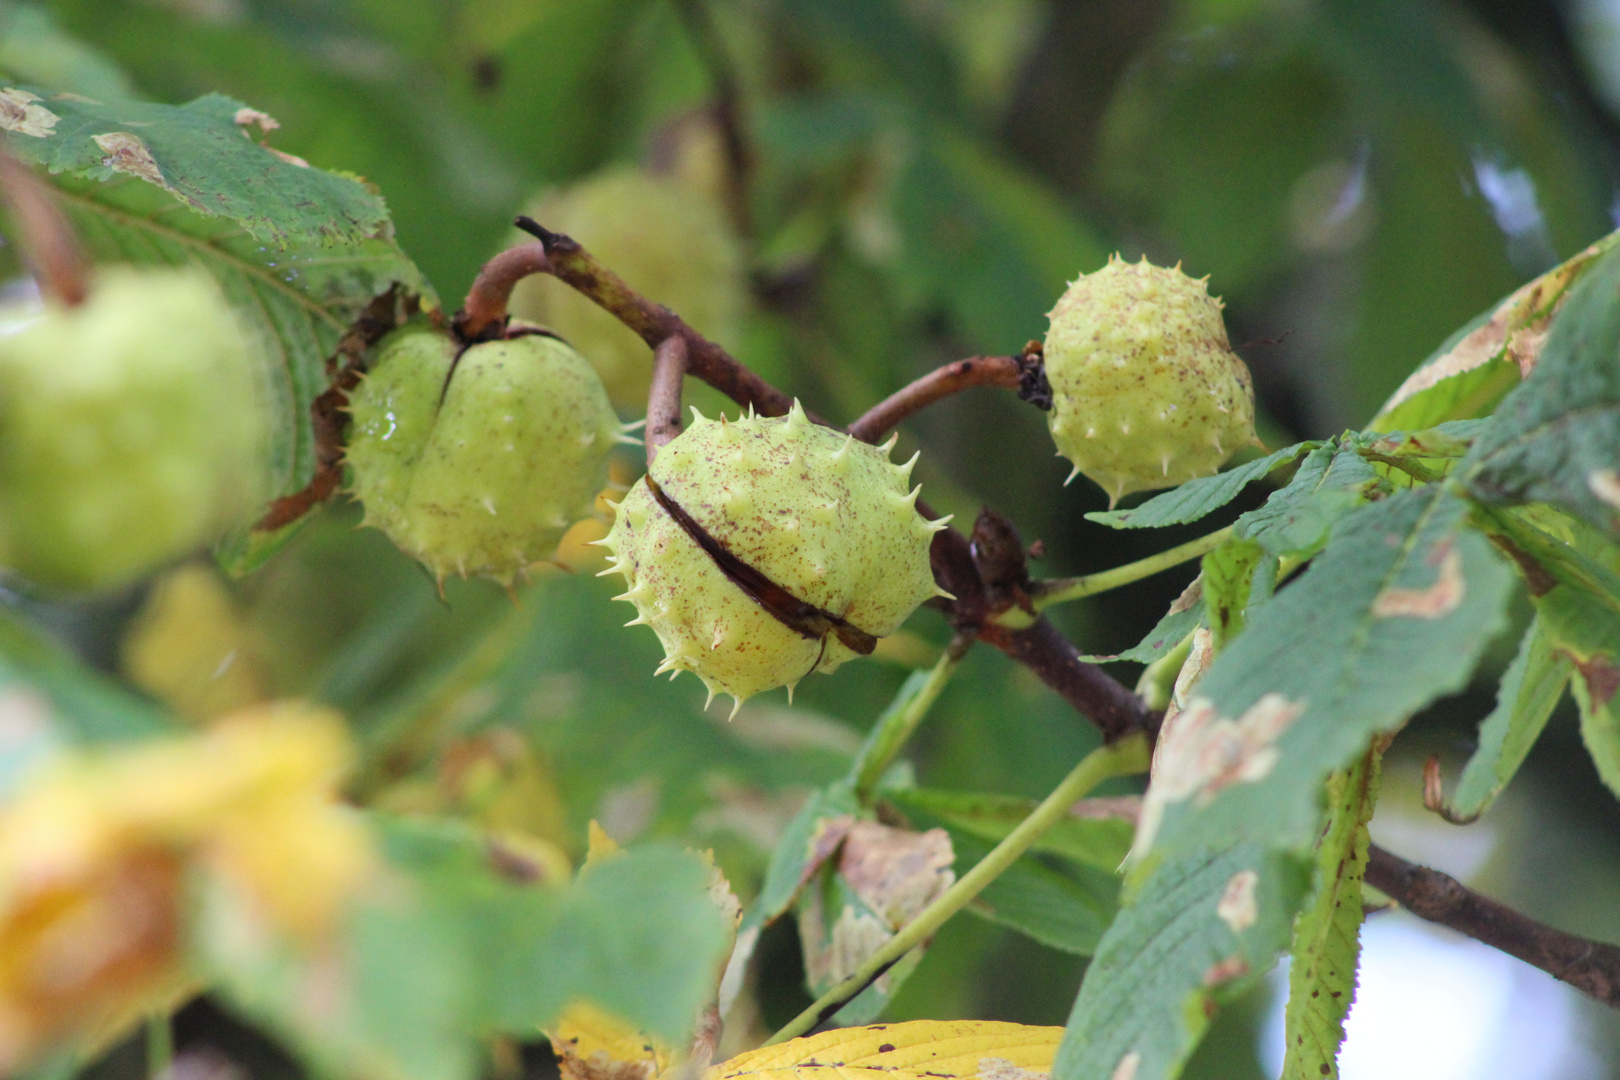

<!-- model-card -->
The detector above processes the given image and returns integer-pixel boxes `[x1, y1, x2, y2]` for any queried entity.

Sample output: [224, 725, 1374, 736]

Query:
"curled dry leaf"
[798, 822, 955, 996]
[708, 1019, 1061, 1080]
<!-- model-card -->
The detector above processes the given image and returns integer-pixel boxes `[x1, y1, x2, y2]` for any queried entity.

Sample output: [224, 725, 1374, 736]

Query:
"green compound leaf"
[1138, 487, 1514, 861]
[6, 87, 389, 244]
[1086, 442, 1320, 530]
[1053, 844, 1311, 1080]
[1440, 616, 1571, 822]
[0, 82, 433, 554]
[1371, 232, 1620, 432]
[1476, 507, 1620, 801]
[1280, 744, 1382, 1080]
[1232, 441, 1382, 560]
[201, 818, 731, 1080]
[1086, 577, 1205, 665]
[1464, 241, 1620, 538]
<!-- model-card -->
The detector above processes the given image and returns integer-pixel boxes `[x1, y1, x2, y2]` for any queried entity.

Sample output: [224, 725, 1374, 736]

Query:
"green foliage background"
[9, 0, 1620, 1076]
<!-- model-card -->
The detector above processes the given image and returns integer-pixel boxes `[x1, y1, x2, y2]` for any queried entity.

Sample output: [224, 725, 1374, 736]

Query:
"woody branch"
[455, 229, 1620, 1010]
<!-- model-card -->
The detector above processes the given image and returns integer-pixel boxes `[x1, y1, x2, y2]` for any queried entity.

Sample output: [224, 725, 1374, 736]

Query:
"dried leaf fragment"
[0, 89, 57, 138]
[232, 108, 279, 134]
[91, 132, 169, 191]
[836, 821, 954, 927]
[798, 822, 955, 997]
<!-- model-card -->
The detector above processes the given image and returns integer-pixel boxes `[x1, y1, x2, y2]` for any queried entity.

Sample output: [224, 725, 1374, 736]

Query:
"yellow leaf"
[544, 847, 742, 1080]
[586, 820, 623, 867]
[120, 564, 268, 724]
[0, 702, 373, 1071]
[708, 1020, 1062, 1080]
[546, 1001, 672, 1080]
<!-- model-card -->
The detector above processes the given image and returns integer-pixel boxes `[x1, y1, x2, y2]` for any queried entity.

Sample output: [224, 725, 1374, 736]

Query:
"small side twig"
[1365, 843, 1620, 1007]
[646, 335, 690, 464]
[849, 344, 1050, 445]
[452, 241, 552, 343]
[0, 149, 86, 306]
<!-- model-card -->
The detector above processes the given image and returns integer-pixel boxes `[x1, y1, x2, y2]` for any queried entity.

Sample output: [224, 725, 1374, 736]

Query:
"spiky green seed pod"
[600, 403, 946, 713]
[0, 267, 266, 591]
[346, 323, 625, 584]
[507, 168, 746, 410]
[1044, 256, 1258, 506]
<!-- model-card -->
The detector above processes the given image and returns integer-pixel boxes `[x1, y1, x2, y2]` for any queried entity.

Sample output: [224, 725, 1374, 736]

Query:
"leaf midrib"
[55, 184, 348, 332]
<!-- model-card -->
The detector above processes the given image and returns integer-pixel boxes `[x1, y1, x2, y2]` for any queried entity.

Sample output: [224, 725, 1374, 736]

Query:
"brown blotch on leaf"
[1577, 655, 1620, 708]
[1372, 544, 1466, 620]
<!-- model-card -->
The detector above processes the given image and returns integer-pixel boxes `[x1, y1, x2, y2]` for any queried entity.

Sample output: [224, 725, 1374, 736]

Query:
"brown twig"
[0, 150, 86, 306]
[474, 222, 1161, 740]
[978, 618, 1151, 743]
[1364, 844, 1620, 1007]
[851, 355, 1019, 443]
[514, 217, 797, 418]
[646, 335, 689, 464]
[849, 344, 1052, 445]
[452, 241, 551, 343]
